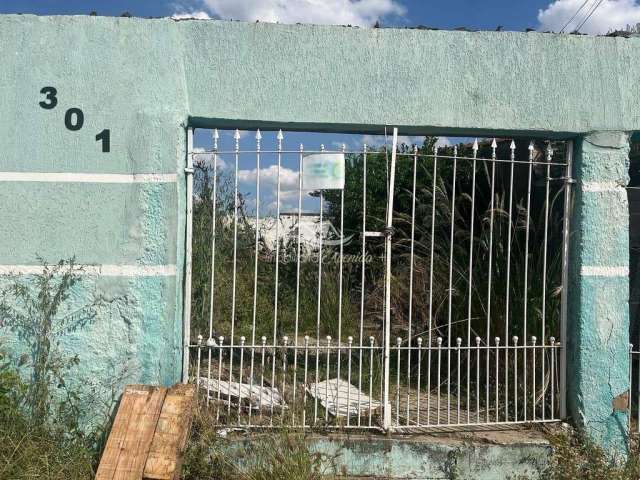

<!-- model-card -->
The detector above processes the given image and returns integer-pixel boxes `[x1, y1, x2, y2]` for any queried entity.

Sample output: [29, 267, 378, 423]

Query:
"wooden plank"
[96, 385, 167, 480]
[96, 385, 145, 480]
[143, 383, 196, 480]
[113, 386, 167, 480]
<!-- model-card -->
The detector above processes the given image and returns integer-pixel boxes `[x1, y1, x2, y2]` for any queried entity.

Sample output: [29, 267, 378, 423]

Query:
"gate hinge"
[184, 167, 194, 175]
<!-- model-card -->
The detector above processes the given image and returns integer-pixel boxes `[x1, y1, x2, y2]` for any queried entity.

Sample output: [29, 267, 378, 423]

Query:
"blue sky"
[3, 0, 639, 34]
[0, 0, 549, 31]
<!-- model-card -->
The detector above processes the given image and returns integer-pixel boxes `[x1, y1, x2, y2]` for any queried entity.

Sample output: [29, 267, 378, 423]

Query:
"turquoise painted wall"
[0, 15, 638, 440]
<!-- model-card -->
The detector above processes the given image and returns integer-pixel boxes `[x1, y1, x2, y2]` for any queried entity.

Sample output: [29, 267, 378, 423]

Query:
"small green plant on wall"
[0, 257, 104, 428]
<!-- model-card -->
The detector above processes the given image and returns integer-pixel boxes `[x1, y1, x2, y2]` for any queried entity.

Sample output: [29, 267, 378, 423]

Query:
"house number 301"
[39, 86, 111, 153]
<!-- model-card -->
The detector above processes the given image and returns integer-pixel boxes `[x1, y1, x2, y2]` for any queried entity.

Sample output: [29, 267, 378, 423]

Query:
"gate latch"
[363, 227, 395, 238]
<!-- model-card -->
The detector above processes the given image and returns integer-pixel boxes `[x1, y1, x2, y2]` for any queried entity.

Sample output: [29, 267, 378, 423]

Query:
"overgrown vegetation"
[543, 430, 640, 480]
[0, 362, 96, 479]
[0, 259, 112, 479]
[183, 401, 337, 479]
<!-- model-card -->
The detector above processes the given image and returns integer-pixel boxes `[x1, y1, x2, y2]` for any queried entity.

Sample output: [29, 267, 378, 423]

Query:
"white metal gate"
[183, 127, 572, 432]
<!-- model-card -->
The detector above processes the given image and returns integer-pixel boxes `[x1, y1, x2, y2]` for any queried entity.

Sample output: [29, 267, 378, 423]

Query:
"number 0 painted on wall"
[64, 108, 84, 131]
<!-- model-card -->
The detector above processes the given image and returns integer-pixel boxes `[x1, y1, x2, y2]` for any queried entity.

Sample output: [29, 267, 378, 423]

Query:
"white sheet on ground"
[306, 378, 381, 417]
[198, 377, 286, 409]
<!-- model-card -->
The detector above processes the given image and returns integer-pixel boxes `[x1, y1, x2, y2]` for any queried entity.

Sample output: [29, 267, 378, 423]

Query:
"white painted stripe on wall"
[581, 265, 629, 277]
[0, 172, 177, 183]
[581, 181, 625, 192]
[0, 264, 176, 276]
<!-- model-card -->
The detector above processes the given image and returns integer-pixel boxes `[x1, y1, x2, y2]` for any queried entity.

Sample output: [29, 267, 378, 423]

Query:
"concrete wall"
[0, 14, 638, 444]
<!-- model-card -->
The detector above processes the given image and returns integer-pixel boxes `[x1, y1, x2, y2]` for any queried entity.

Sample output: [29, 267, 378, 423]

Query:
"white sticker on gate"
[302, 153, 345, 190]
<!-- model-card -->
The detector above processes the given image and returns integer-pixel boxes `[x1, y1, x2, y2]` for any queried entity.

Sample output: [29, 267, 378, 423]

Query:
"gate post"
[567, 131, 630, 454]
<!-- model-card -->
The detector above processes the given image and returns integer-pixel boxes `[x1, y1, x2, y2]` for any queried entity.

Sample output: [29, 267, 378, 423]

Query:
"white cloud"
[237, 165, 300, 191]
[191, 147, 228, 169]
[172, 10, 211, 19]
[191, 0, 406, 26]
[538, 0, 640, 34]
[435, 137, 451, 148]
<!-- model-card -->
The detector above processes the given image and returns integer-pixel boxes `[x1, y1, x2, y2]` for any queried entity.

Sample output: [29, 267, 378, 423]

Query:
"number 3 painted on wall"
[39, 86, 57, 109]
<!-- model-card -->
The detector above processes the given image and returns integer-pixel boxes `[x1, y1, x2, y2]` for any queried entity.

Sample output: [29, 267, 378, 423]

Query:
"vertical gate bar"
[523, 141, 534, 421]
[446, 145, 458, 423]
[467, 139, 479, 423]
[216, 336, 223, 423]
[551, 337, 557, 417]
[347, 337, 353, 427]
[228, 129, 241, 416]
[303, 336, 309, 428]
[325, 336, 331, 422]
[504, 140, 516, 422]
[314, 144, 325, 425]
[559, 140, 573, 419]
[495, 337, 500, 422]
[636, 349, 639, 433]
[382, 127, 399, 431]
[541, 142, 553, 421]
[486, 139, 497, 422]
[282, 336, 288, 425]
[396, 337, 401, 426]
[532, 336, 537, 420]
[238, 336, 245, 422]
[637, 349, 639, 433]
[260, 336, 266, 418]
[628, 345, 632, 434]
[249, 130, 262, 421]
[206, 129, 220, 406]
[292, 143, 304, 421]
[417, 337, 423, 424]
[476, 336, 481, 422]
[427, 145, 439, 424]
[196, 335, 202, 392]
[206, 341, 212, 405]
[513, 336, 518, 421]
[208, 129, 220, 341]
[437, 337, 442, 425]
[357, 144, 368, 427]
[369, 336, 375, 426]
[272, 130, 283, 422]
[182, 127, 194, 383]
[335, 143, 347, 423]
[456, 337, 461, 423]
[407, 144, 418, 424]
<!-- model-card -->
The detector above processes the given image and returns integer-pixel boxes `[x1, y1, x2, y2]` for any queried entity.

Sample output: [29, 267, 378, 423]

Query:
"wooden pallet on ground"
[96, 383, 196, 480]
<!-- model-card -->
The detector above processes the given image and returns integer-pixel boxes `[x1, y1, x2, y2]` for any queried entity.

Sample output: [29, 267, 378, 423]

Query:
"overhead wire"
[559, 0, 592, 32]
[574, 0, 606, 33]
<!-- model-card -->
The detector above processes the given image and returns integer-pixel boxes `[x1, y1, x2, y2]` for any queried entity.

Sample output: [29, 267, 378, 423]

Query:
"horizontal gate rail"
[184, 127, 570, 433]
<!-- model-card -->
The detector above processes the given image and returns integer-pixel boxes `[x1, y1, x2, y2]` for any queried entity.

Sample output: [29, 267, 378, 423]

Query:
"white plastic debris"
[306, 378, 381, 417]
[198, 377, 286, 410]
